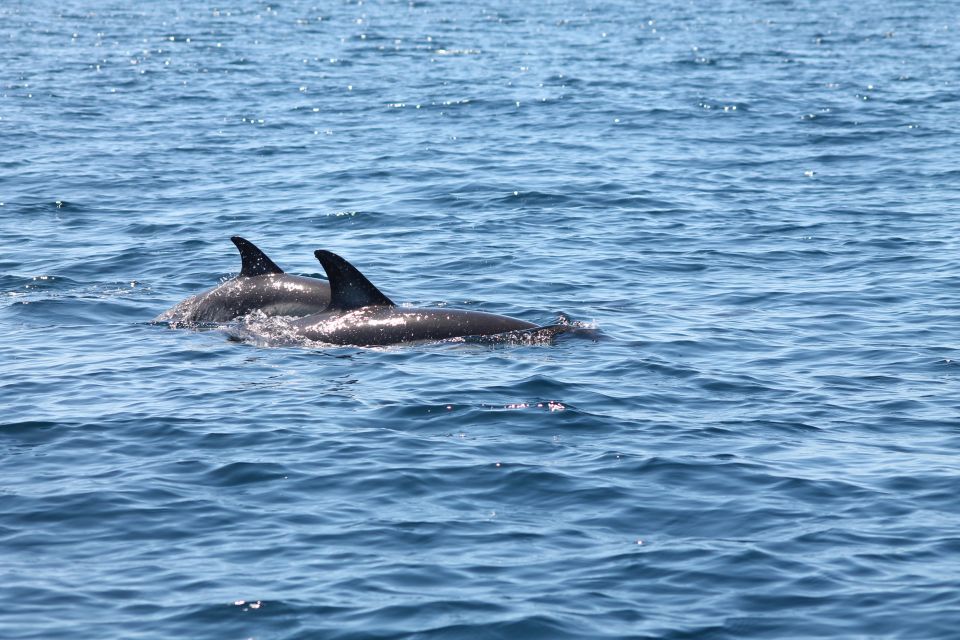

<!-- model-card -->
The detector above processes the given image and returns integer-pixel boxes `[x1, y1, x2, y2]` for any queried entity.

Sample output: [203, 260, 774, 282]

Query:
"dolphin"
[280, 250, 538, 346]
[156, 236, 331, 324]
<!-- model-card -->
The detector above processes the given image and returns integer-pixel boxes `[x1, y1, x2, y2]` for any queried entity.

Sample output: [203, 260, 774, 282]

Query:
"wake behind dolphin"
[156, 237, 331, 324]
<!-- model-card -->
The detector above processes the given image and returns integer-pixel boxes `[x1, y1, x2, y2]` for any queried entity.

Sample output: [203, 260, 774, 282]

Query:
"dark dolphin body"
[156, 237, 331, 324]
[285, 250, 538, 346]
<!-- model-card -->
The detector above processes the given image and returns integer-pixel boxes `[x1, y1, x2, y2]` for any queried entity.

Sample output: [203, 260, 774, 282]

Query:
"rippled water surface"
[3, 0, 960, 637]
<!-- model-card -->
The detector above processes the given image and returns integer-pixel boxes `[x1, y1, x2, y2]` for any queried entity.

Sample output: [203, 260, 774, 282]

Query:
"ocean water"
[3, 0, 960, 637]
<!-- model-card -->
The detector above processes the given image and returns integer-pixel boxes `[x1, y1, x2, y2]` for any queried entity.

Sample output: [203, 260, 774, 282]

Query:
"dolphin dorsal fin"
[231, 236, 284, 277]
[314, 250, 395, 310]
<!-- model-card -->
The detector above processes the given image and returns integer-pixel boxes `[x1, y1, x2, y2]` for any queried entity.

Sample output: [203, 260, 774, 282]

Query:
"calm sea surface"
[3, 0, 960, 637]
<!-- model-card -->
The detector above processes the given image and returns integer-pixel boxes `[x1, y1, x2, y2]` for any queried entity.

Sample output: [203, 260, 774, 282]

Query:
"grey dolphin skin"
[286, 250, 538, 346]
[156, 237, 331, 324]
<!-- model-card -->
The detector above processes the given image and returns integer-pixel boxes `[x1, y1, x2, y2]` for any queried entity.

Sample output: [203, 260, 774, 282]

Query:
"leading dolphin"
[282, 250, 538, 345]
[156, 237, 331, 324]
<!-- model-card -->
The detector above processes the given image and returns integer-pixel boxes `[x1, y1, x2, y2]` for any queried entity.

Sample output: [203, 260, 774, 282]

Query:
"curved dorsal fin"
[231, 236, 284, 277]
[314, 250, 395, 311]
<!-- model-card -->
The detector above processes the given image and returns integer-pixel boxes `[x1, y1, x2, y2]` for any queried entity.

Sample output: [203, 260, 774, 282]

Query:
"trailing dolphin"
[156, 237, 331, 324]
[281, 250, 539, 346]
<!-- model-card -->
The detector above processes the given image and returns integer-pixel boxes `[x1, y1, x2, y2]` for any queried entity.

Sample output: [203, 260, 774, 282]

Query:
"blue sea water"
[3, 0, 960, 637]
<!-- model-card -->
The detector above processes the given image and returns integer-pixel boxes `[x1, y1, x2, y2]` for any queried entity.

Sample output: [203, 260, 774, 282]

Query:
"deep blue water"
[3, 0, 960, 637]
